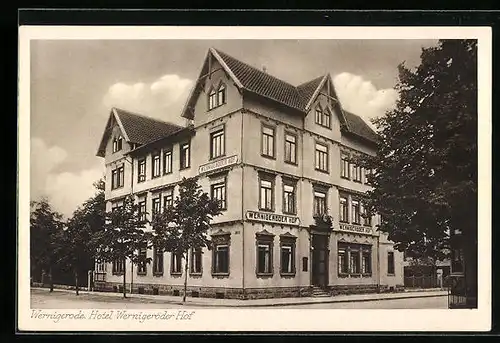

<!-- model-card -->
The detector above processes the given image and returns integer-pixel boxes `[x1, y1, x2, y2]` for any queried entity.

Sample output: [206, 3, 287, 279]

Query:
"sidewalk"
[32, 287, 448, 307]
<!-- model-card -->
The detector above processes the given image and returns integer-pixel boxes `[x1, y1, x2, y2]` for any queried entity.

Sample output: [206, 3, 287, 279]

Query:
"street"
[31, 288, 448, 309]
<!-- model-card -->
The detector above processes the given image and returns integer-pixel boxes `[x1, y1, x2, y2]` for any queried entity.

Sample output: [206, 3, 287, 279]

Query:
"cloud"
[103, 74, 193, 124]
[333, 72, 399, 130]
[31, 137, 105, 218]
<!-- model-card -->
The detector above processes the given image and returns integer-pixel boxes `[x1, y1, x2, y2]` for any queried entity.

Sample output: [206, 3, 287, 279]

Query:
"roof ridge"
[296, 74, 326, 89]
[213, 48, 300, 93]
[113, 107, 184, 128]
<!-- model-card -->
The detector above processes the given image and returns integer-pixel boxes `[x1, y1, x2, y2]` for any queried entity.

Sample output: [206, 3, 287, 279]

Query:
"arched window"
[315, 105, 323, 125]
[217, 83, 226, 106]
[117, 136, 123, 151]
[208, 87, 217, 110]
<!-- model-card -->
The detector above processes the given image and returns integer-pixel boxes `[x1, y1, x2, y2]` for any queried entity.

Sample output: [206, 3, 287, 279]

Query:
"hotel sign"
[198, 155, 238, 174]
[338, 223, 373, 235]
[246, 211, 300, 226]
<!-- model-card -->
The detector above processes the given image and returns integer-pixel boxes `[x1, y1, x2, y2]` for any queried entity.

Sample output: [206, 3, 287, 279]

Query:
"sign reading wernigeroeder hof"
[198, 155, 238, 174]
[338, 223, 373, 235]
[246, 211, 300, 226]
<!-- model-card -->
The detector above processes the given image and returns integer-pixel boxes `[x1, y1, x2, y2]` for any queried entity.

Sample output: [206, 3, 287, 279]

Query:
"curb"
[32, 287, 447, 308]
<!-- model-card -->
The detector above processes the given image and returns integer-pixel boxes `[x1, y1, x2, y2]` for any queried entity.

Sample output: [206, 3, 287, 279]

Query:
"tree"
[30, 198, 65, 292]
[91, 194, 150, 298]
[151, 177, 221, 302]
[358, 39, 477, 307]
[59, 179, 105, 295]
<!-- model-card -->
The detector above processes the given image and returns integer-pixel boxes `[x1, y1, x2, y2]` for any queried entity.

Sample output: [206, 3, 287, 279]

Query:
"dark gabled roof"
[214, 49, 304, 111]
[96, 107, 185, 157]
[114, 108, 185, 145]
[296, 75, 325, 109]
[343, 110, 379, 144]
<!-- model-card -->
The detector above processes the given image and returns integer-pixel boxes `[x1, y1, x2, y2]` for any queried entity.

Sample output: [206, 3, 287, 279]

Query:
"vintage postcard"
[18, 25, 491, 332]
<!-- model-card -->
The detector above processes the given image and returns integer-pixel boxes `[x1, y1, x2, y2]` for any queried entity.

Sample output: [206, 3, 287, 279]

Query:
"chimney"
[262, 66, 267, 73]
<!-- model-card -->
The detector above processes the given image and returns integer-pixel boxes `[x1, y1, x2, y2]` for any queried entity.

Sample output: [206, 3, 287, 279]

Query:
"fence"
[404, 275, 439, 288]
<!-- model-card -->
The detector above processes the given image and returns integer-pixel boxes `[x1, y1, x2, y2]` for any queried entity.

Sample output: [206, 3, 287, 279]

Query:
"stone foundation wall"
[93, 282, 404, 299]
[93, 282, 310, 299]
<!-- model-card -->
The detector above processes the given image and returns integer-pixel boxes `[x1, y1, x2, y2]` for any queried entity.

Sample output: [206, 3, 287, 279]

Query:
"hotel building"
[94, 48, 404, 299]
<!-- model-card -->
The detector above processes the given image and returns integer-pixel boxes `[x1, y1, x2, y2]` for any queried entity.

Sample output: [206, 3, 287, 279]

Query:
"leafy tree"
[91, 194, 150, 298]
[30, 198, 65, 292]
[358, 39, 477, 306]
[58, 179, 105, 295]
[151, 177, 221, 302]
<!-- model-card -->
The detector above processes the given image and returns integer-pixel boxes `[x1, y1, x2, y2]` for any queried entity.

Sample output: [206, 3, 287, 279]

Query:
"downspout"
[126, 153, 135, 294]
[240, 109, 245, 298]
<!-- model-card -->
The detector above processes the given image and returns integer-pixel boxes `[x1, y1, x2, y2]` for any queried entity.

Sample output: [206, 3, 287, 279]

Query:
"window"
[315, 106, 331, 128]
[211, 181, 227, 210]
[111, 164, 124, 190]
[210, 128, 225, 159]
[362, 249, 372, 274]
[111, 201, 122, 212]
[171, 252, 183, 274]
[338, 247, 348, 274]
[152, 152, 161, 178]
[153, 246, 163, 275]
[152, 197, 161, 216]
[259, 178, 274, 211]
[362, 203, 372, 226]
[163, 189, 174, 210]
[137, 245, 147, 275]
[339, 196, 348, 222]
[352, 164, 362, 183]
[261, 125, 275, 158]
[208, 83, 226, 110]
[284, 132, 297, 164]
[212, 232, 230, 275]
[364, 168, 373, 185]
[350, 247, 360, 274]
[341, 153, 350, 179]
[190, 248, 202, 274]
[138, 158, 146, 182]
[163, 148, 172, 174]
[339, 243, 372, 277]
[352, 199, 361, 224]
[280, 234, 296, 276]
[112, 136, 123, 153]
[180, 141, 190, 170]
[208, 88, 217, 110]
[313, 190, 327, 216]
[112, 258, 125, 275]
[257, 244, 272, 275]
[138, 200, 146, 222]
[387, 252, 395, 275]
[256, 231, 274, 276]
[213, 245, 229, 274]
[283, 183, 296, 214]
[217, 83, 226, 106]
[315, 142, 329, 172]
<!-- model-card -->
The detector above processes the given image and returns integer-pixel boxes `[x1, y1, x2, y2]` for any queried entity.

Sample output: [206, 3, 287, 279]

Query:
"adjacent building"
[94, 48, 404, 299]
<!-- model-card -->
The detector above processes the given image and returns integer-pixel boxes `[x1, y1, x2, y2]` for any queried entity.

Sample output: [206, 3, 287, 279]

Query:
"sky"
[30, 39, 438, 218]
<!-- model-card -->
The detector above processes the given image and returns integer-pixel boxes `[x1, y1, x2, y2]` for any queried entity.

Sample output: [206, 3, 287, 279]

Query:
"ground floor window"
[338, 243, 372, 277]
[153, 246, 163, 275]
[112, 258, 125, 275]
[190, 248, 203, 274]
[387, 251, 395, 275]
[256, 230, 274, 276]
[137, 245, 147, 275]
[280, 233, 297, 276]
[171, 252, 183, 275]
[212, 231, 231, 276]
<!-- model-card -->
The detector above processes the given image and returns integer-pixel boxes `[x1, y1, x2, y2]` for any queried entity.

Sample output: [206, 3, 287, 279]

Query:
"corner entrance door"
[311, 234, 329, 287]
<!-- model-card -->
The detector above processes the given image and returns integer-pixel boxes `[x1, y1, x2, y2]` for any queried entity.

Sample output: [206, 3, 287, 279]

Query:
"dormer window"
[112, 136, 123, 153]
[217, 83, 226, 106]
[315, 106, 331, 129]
[208, 88, 217, 110]
[208, 82, 226, 110]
